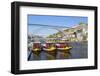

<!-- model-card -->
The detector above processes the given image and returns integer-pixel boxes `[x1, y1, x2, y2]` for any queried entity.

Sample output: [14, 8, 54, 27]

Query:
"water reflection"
[28, 50, 71, 61]
[57, 51, 71, 59]
[45, 52, 56, 60]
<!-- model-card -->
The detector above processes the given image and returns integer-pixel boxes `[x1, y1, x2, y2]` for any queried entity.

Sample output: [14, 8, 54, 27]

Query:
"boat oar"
[28, 50, 33, 61]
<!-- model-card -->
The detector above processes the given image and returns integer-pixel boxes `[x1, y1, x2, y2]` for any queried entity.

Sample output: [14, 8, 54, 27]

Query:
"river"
[28, 42, 88, 61]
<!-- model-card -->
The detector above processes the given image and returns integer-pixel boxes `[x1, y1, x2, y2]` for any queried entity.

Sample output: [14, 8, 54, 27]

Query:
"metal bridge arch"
[28, 24, 71, 39]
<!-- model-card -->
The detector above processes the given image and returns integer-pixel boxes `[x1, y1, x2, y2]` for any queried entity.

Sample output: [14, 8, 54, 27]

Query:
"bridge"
[28, 23, 73, 39]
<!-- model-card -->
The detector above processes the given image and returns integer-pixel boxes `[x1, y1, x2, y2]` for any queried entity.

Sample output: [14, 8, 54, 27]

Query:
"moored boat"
[32, 42, 41, 54]
[42, 42, 57, 54]
[56, 43, 72, 52]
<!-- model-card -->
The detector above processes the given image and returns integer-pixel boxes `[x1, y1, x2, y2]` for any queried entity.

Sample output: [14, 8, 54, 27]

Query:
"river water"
[28, 42, 88, 61]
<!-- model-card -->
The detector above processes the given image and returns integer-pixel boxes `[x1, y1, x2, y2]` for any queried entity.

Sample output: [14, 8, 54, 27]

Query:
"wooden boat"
[56, 43, 72, 53]
[42, 43, 57, 54]
[32, 42, 41, 54]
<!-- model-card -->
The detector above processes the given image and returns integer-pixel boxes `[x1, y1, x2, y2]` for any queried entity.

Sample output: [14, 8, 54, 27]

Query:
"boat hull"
[43, 47, 57, 55]
[57, 47, 72, 53]
[32, 48, 41, 55]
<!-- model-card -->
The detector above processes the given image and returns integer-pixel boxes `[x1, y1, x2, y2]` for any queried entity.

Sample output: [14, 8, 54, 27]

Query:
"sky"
[28, 15, 88, 37]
